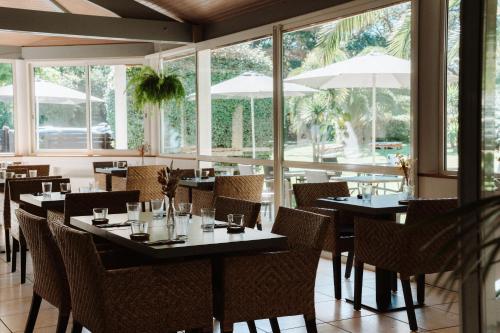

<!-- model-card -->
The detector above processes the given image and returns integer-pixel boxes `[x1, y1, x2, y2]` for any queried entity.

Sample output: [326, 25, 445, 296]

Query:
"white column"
[197, 49, 212, 157]
[114, 65, 128, 149]
[14, 60, 30, 155]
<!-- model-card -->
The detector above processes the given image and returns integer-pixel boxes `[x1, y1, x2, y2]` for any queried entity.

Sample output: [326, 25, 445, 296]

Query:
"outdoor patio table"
[316, 194, 414, 313]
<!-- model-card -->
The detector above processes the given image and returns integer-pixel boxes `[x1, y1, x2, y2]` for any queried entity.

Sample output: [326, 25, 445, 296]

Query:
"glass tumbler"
[228, 214, 245, 229]
[195, 169, 202, 179]
[130, 220, 149, 234]
[175, 209, 189, 240]
[93, 208, 108, 221]
[201, 208, 215, 232]
[28, 170, 37, 177]
[60, 182, 71, 194]
[41, 182, 52, 197]
[127, 202, 141, 222]
[150, 199, 164, 219]
[361, 184, 372, 203]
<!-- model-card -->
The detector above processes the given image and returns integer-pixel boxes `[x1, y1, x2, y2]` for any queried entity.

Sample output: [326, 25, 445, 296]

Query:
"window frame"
[0, 59, 17, 156]
[28, 57, 146, 155]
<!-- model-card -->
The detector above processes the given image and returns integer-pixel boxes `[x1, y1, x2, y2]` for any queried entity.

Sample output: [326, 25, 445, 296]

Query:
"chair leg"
[20, 243, 27, 284]
[71, 321, 83, 333]
[11, 238, 18, 273]
[304, 315, 317, 333]
[353, 262, 364, 311]
[401, 279, 418, 331]
[417, 274, 425, 305]
[25, 292, 42, 333]
[246, 321, 258, 333]
[5, 229, 11, 262]
[269, 318, 280, 333]
[391, 272, 398, 292]
[55, 313, 70, 333]
[344, 251, 354, 279]
[332, 255, 342, 300]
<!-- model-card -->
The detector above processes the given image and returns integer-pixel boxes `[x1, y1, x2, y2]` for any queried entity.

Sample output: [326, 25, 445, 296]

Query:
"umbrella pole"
[251, 97, 256, 159]
[371, 77, 377, 164]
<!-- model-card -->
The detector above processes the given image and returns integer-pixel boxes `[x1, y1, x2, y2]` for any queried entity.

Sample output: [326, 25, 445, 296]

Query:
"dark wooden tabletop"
[19, 193, 66, 209]
[178, 177, 215, 189]
[95, 167, 127, 176]
[71, 212, 288, 259]
[316, 194, 408, 215]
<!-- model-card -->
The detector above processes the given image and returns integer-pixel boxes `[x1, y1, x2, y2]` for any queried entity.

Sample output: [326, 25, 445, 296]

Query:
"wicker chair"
[111, 165, 165, 203]
[175, 169, 196, 207]
[3, 175, 62, 262]
[214, 196, 261, 229]
[215, 207, 328, 333]
[50, 222, 213, 333]
[192, 175, 264, 227]
[15, 209, 74, 333]
[7, 164, 50, 177]
[293, 181, 354, 300]
[353, 198, 458, 331]
[5, 177, 67, 283]
[47, 190, 140, 226]
[92, 161, 114, 191]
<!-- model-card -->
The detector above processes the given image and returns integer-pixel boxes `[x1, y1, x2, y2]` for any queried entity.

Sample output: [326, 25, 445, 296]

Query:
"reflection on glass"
[283, 2, 412, 166]
[162, 55, 197, 155]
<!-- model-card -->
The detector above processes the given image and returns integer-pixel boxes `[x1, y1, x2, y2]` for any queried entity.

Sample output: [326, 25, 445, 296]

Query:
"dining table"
[178, 177, 215, 202]
[316, 194, 414, 313]
[70, 212, 287, 259]
[19, 192, 67, 210]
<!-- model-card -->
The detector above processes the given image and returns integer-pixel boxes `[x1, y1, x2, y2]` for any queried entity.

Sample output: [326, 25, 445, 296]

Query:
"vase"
[166, 197, 175, 226]
[402, 184, 414, 200]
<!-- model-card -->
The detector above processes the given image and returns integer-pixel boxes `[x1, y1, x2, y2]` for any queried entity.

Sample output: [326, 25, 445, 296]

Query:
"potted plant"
[127, 66, 185, 111]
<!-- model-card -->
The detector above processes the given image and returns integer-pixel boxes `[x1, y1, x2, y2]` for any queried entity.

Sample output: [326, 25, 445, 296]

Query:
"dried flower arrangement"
[157, 161, 183, 223]
[396, 153, 413, 185]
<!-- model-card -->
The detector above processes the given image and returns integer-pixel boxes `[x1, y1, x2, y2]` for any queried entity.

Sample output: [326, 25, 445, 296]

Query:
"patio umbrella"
[0, 80, 104, 104]
[211, 71, 316, 158]
[285, 53, 411, 163]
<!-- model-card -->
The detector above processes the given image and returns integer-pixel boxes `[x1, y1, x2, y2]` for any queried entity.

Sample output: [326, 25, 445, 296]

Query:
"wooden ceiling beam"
[85, 0, 169, 20]
[0, 7, 193, 43]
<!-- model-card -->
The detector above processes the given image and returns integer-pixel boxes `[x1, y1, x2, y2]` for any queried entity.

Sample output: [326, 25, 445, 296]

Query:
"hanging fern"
[127, 66, 185, 111]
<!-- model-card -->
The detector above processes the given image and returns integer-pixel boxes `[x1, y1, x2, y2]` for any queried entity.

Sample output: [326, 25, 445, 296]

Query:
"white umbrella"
[211, 71, 317, 158]
[285, 53, 411, 163]
[0, 80, 104, 104]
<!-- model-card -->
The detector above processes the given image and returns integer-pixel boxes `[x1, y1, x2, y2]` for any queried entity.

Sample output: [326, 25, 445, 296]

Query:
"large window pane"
[34, 66, 87, 149]
[161, 55, 197, 155]
[208, 37, 274, 160]
[283, 2, 412, 166]
[0, 63, 14, 153]
[445, 0, 461, 171]
[90, 65, 144, 150]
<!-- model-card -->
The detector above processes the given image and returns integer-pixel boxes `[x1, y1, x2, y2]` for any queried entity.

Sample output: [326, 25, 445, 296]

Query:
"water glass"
[5, 171, 14, 179]
[60, 182, 71, 194]
[28, 170, 37, 177]
[202, 170, 210, 178]
[177, 202, 192, 215]
[195, 169, 202, 179]
[88, 181, 95, 192]
[130, 220, 149, 234]
[150, 199, 164, 219]
[228, 214, 244, 228]
[41, 182, 52, 197]
[201, 208, 215, 232]
[113, 161, 118, 168]
[127, 202, 141, 222]
[361, 184, 372, 203]
[0, 170, 5, 180]
[93, 208, 108, 221]
[117, 161, 127, 168]
[175, 209, 189, 240]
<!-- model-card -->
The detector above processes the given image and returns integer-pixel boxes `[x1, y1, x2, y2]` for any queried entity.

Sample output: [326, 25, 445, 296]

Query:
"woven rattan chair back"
[214, 196, 261, 228]
[16, 209, 71, 311]
[272, 207, 329, 251]
[405, 198, 458, 226]
[7, 164, 50, 177]
[213, 175, 264, 205]
[50, 221, 106, 332]
[3, 176, 63, 229]
[125, 165, 165, 202]
[63, 190, 140, 225]
[293, 182, 349, 208]
[92, 162, 113, 191]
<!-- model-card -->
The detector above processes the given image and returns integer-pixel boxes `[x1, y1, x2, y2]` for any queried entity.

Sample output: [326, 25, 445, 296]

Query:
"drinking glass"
[201, 208, 215, 232]
[28, 170, 37, 177]
[14, 174, 25, 178]
[202, 170, 210, 178]
[175, 209, 189, 240]
[113, 161, 118, 168]
[88, 181, 95, 192]
[361, 184, 372, 203]
[195, 169, 202, 179]
[130, 220, 149, 234]
[117, 161, 127, 168]
[177, 202, 192, 216]
[60, 182, 71, 194]
[41, 182, 52, 198]
[228, 214, 244, 229]
[0, 170, 5, 180]
[150, 199, 164, 219]
[6, 171, 14, 178]
[127, 202, 141, 222]
[93, 208, 108, 221]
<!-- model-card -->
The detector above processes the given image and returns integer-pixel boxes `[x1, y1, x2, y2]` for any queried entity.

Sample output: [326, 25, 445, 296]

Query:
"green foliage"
[0, 63, 14, 129]
[127, 66, 185, 111]
[384, 118, 410, 143]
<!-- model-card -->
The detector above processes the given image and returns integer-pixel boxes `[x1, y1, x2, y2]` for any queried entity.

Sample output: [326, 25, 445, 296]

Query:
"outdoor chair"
[214, 196, 261, 229]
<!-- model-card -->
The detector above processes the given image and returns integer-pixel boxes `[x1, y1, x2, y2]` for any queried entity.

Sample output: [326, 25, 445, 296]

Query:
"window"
[282, 2, 412, 166]
[205, 37, 274, 160]
[161, 55, 197, 155]
[33, 64, 143, 151]
[445, 0, 461, 171]
[0, 63, 15, 153]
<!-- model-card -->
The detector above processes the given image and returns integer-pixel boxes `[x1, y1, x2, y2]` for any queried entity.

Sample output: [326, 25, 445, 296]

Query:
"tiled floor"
[0, 248, 460, 333]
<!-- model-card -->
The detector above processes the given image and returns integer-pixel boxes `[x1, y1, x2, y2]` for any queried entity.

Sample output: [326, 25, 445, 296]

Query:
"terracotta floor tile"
[385, 306, 459, 331]
[255, 315, 322, 332]
[281, 322, 350, 333]
[331, 314, 426, 333]
[1, 308, 60, 332]
[0, 285, 34, 302]
[315, 300, 374, 323]
[0, 298, 54, 317]
[431, 302, 459, 315]
[0, 321, 10, 333]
